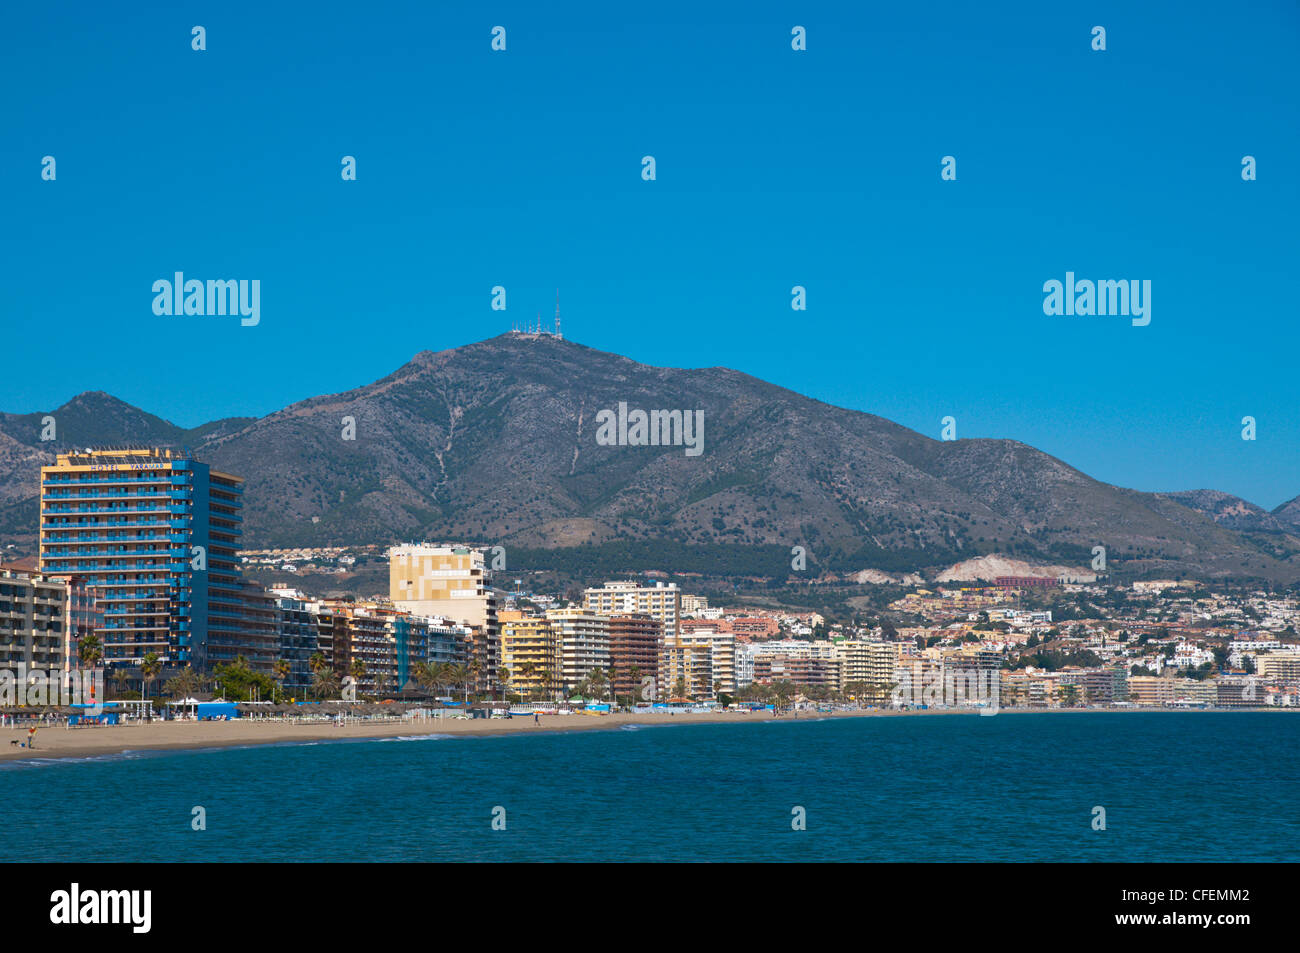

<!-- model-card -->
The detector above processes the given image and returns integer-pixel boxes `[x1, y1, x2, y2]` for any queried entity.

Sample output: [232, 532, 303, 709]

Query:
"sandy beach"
[2, 706, 1273, 763]
[0, 709, 885, 762]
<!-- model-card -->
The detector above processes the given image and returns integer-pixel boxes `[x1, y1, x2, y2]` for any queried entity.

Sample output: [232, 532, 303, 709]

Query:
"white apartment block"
[546, 607, 611, 693]
[584, 580, 680, 637]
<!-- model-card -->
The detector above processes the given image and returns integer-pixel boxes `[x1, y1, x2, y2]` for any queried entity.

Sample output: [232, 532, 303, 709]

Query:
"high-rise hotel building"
[39, 448, 245, 670]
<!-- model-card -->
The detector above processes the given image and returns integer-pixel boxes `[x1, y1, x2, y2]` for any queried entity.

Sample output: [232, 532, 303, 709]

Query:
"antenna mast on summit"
[555, 288, 561, 339]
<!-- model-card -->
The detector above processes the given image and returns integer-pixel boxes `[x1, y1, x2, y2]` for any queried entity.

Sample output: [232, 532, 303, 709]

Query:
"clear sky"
[2, 1, 1297, 507]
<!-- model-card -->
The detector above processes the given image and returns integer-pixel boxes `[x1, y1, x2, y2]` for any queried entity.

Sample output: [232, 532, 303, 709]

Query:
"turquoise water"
[3, 711, 1296, 862]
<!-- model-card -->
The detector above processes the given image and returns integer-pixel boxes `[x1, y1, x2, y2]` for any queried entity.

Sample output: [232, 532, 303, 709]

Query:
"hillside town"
[4, 447, 1299, 713]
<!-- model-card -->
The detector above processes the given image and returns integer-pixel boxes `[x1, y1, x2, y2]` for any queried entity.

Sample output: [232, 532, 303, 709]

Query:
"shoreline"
[1, 706, 1290, 765]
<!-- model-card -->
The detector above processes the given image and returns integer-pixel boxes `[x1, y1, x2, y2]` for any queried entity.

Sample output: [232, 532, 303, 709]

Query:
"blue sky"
[2, 1, 1297, 507]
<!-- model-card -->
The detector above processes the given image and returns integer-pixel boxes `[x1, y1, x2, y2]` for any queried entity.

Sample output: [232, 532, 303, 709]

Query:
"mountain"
[1272, 495, 1300, 535]
[2, 333, 1298, 582]
[1160, 490, 1294, 534]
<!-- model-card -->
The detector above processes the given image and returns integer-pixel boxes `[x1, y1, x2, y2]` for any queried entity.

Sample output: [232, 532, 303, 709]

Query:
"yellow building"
[499, 613, 559, 700]
[667, 628, 735, 697]
[1128, 675, 1217, 707]
[661, 637, 712, 700]
[836, 640, 897, 702]
[1255, 653, 1300, 683]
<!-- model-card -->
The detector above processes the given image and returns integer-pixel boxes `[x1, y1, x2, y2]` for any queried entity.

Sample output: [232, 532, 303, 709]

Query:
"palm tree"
[349, 659, 366, 698]
[587, 667, 607, 703]
[517, 661, 536, 699]
[311, 667, 340, 701]
[272, 660, 291, 702]
[110, 668, 129, 699]
[446, 664, 471, 704]
[534, 669, 553, 701]
[140, 652, 163, 711]
[78, 633, 104, 670]
[471, 659, 484, 700]
[165, 665, 203, 701]
[412, 661, 438, 698]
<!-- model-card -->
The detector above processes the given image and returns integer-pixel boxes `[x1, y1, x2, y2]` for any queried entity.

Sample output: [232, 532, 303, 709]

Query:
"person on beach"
[533, 713, 539, 725]
[27, 726, 37, 749]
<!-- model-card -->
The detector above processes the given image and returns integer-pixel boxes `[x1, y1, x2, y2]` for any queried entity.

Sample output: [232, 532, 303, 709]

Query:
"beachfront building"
[269, 588, 321, 697]
[1127, 675, 1217, 707]
[308, 600, 342, 674]
[227, 580, 280, 673]
[1255, 652, 1300, 683]
[1215, 675, 1265, 708]
[753, 653, 839, 689]
[500, 612, 560, 700]
[584, 580, 681, 638]
[39, 447, 247, 673]
[320, 600, 397, 696]
[62, 574, 102, 674]
[389, 544, 499, 693]
[748, 639, 842, 691]
[836, 639, 897, 702]
[607, 614, 663, 701]
[735, 643, 754, 689]
[1056, 667, 1128, 705]
[422, 616, 471, 669]
[661, 635, 713, 700]
[0, 565, 73, 671]
[545, 607, 610, 696]
[669, 627, 736, 697]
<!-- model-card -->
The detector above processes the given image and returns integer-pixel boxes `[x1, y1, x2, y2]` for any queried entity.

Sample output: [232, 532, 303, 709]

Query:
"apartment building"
[225, 580, 279, 672]
[608, 614, 663, 700]
[669, 627, 736, 697]
[729, 616, 780, 639]
[753, 654, 839, 688]
[1128, 675, 1216, 707]
[546, 607, 610, 695]
[269, 588, 319, 695]
[661, 637, 712, 700]
[735, 643, 754, 688]
[324, 601, 397, 696]
[1255, 652, 1300, 683]
[39, 447, 246, 671]
[679, 594, 709, 615]
[0, 566, 73, 670]
[836, 640, 897, 700]
[1056, 667, 1128, 705]
[500, 612, 560, 699]
[584, 580, 680, 638]
[389, 544, 498, 691]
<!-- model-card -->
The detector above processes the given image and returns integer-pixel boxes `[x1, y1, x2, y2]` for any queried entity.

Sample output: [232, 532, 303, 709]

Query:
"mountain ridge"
[2, 333, 1298, 582]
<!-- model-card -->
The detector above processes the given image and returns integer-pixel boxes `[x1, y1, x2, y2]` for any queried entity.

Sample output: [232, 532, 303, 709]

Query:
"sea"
[2, 711, 1296, 862]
